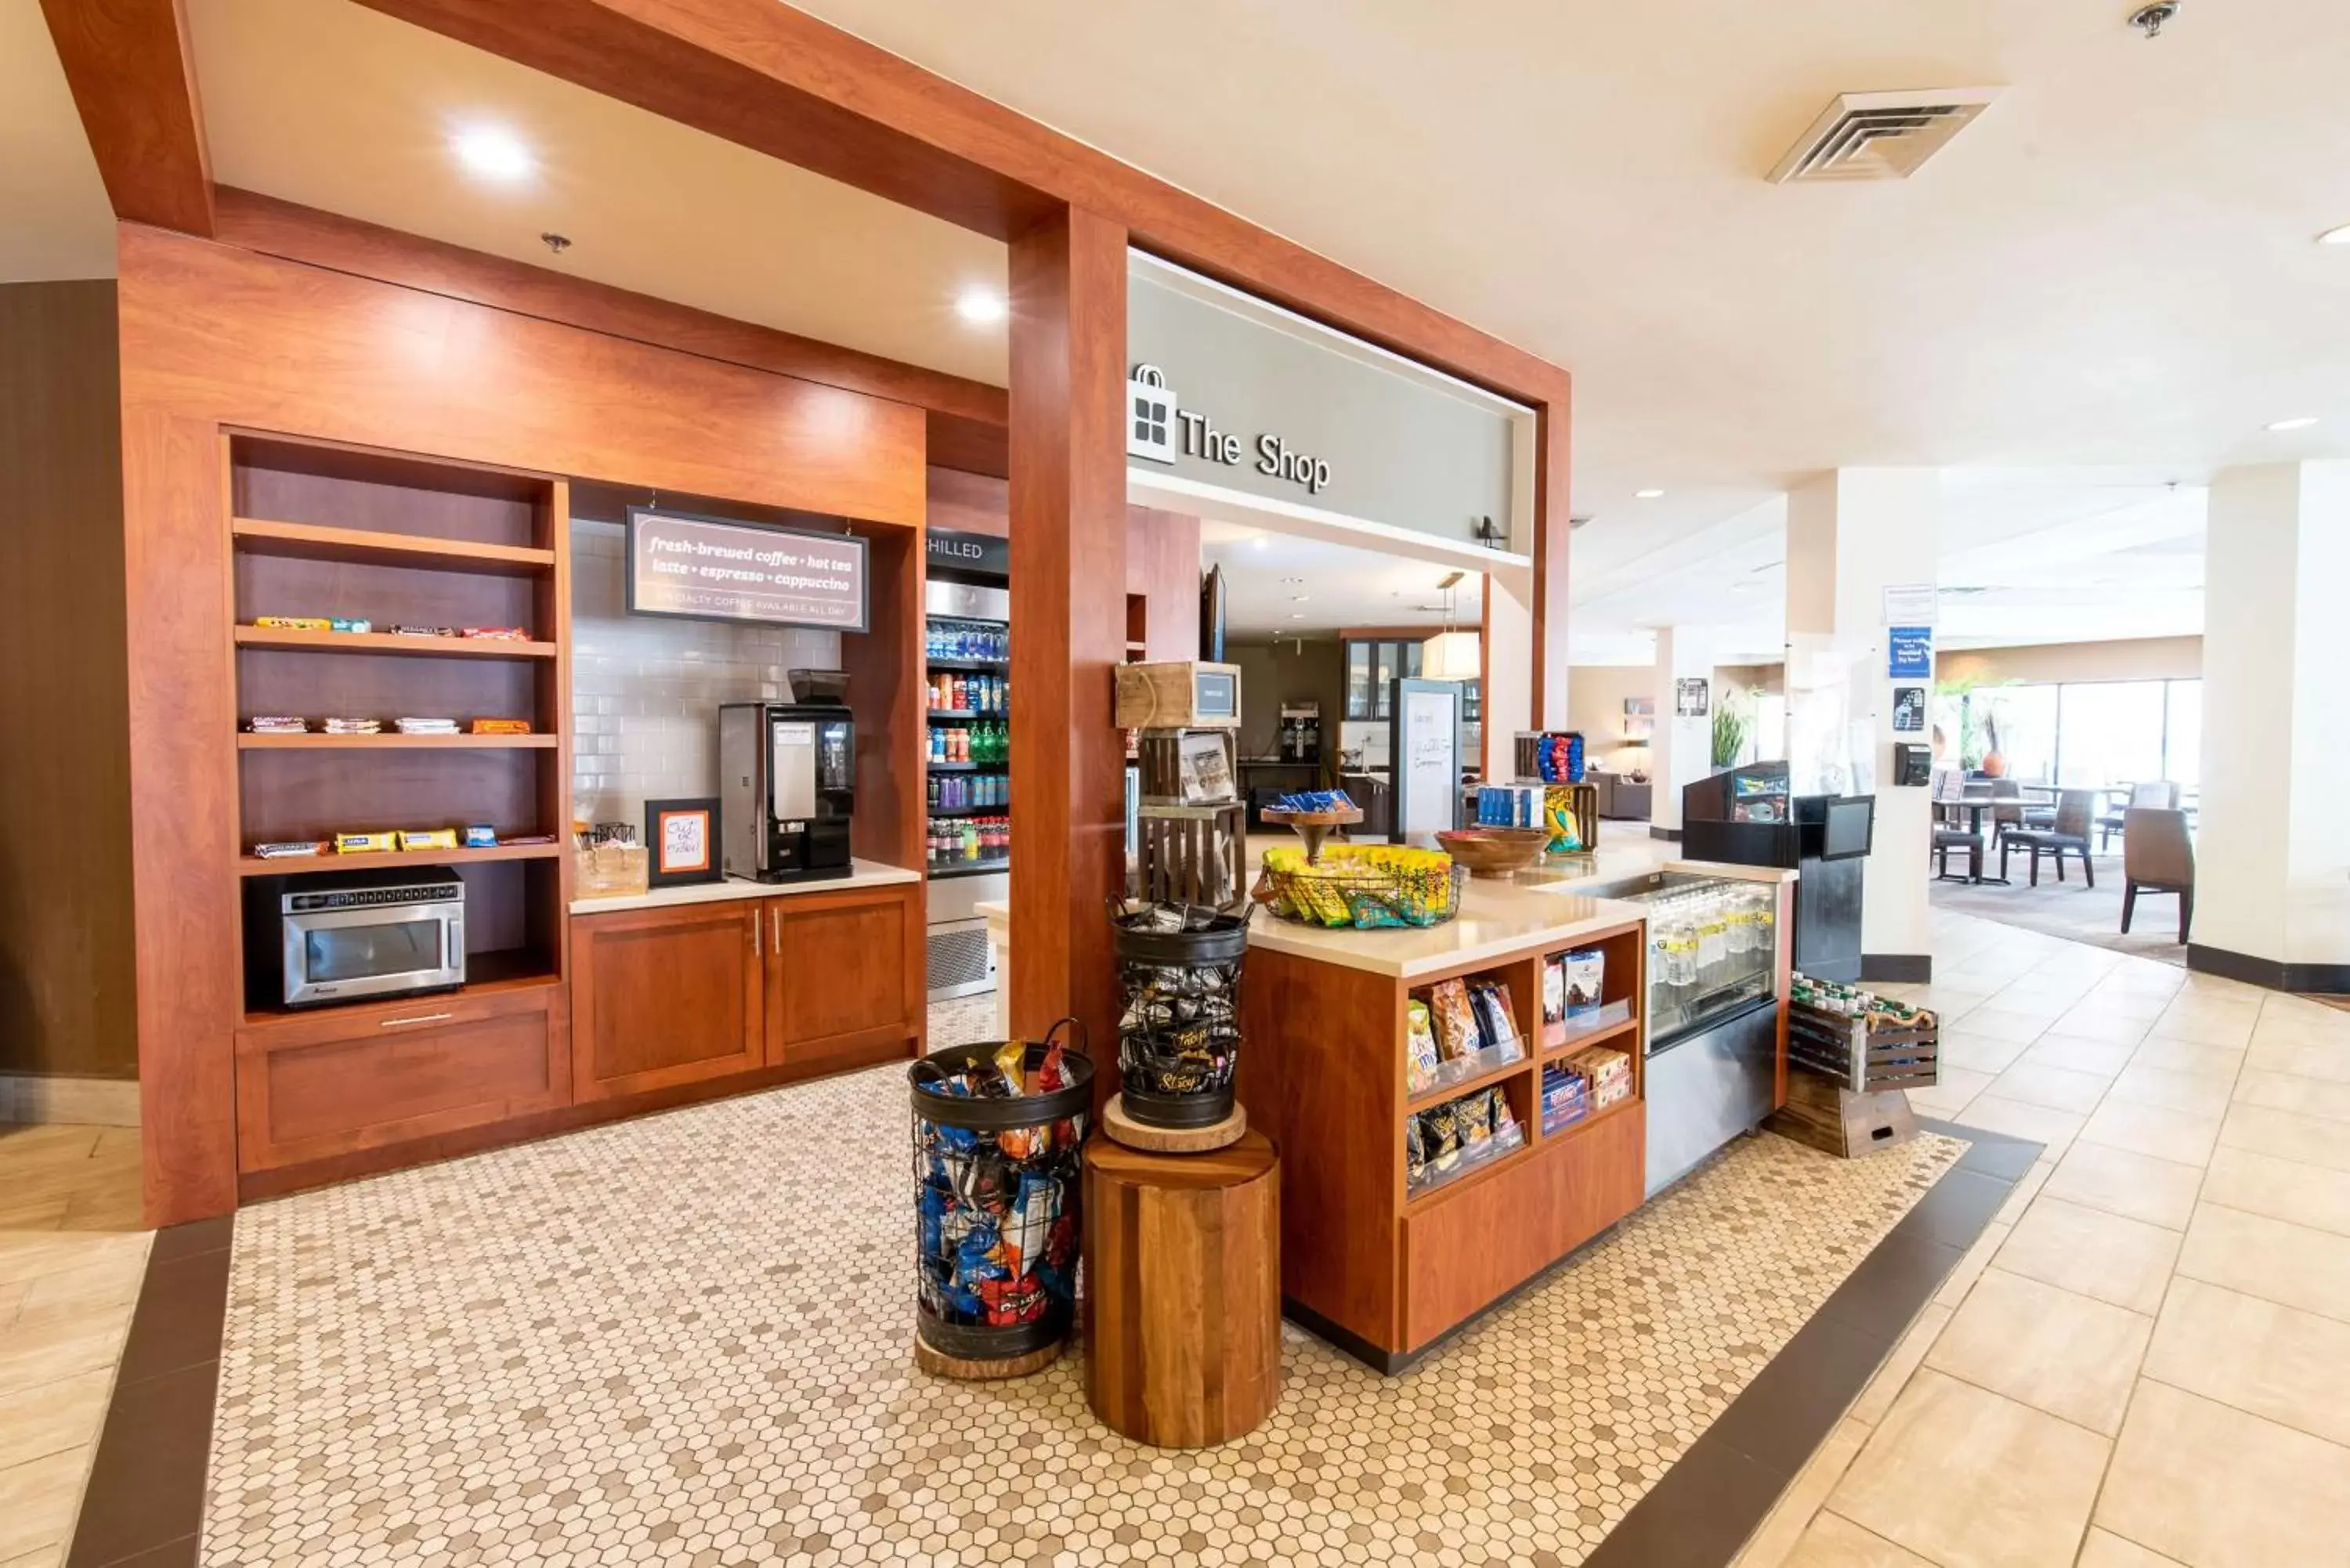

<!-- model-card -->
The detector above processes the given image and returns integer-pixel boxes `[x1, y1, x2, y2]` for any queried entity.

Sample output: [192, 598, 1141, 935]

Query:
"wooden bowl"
[1434, 826, 1549, 878]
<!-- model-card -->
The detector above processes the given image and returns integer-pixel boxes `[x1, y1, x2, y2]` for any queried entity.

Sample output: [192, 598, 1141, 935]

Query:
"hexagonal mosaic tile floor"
[204, 1067, 1962, 1567]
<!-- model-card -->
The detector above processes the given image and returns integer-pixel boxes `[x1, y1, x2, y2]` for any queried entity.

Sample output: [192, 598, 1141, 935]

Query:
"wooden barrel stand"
[1083, 1130, 1281, 1448]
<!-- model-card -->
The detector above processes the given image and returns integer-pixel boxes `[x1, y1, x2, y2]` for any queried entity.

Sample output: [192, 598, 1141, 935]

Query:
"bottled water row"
[1646, 883, 1776, 994]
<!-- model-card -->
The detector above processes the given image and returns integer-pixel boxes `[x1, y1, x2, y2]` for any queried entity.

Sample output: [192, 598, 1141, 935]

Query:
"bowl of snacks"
[1434, 826, 1550, 878]
[1252, 843, 1462, 929]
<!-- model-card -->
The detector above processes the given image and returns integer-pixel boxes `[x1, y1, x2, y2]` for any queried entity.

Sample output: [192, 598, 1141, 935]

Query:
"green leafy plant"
[1712, 687, 1754, 769]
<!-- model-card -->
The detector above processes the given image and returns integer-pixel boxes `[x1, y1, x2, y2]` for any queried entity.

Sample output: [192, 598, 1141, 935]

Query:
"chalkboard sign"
[626, 507, 868, 632]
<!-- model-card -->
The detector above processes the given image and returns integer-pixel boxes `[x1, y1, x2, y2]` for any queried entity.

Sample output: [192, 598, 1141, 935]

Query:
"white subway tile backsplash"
[569, 519, 839, 826]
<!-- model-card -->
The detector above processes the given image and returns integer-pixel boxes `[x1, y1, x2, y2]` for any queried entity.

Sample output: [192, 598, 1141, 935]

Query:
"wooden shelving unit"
[226, 430, 573, 1029]
[1238, 915, 1648, 1371]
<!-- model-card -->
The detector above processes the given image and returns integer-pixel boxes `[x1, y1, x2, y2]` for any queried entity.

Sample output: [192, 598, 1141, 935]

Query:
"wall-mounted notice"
[1887, 626, 1934, 681]
[627, 508, 868, 632]
[1882, 583, 1938, 627]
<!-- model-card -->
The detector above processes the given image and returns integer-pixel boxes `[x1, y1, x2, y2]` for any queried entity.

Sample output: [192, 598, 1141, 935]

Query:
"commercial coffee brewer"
[719, 689, 856, 882]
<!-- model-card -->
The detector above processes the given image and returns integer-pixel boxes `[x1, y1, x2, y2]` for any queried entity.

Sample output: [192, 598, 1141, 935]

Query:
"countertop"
[570, 858, 920, 915]
[1246, 873, 1649, 981]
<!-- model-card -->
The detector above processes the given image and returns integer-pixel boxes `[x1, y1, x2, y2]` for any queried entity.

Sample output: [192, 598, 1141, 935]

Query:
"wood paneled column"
[1008, 207, 1128, 1055]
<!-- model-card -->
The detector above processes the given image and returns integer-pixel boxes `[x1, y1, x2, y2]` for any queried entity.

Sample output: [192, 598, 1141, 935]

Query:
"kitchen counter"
[1246, 873, 1648, 981]
[569, 858, 920, 915]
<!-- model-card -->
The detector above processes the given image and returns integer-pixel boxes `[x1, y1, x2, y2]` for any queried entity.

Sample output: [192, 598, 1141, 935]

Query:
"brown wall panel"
[116, 222, 927, 1223]
[0, 281, 139, 1082]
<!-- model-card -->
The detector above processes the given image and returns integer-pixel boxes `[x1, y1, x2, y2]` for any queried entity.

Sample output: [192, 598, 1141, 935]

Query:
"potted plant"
[1712, 687, 1753, 770]
[1979, 708, 2007, 778]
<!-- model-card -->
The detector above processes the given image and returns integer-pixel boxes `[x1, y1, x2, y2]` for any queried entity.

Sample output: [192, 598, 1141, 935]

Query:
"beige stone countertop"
[570, 858, 920, 915]
[1246, 874, 1649, 981]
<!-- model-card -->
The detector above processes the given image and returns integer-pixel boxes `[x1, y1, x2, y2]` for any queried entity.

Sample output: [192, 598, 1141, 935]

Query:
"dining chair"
[2120, 807, 2194, 943]
[1987, 778, 2026, 851]
[2099, 780, 2178, 850]
[1999, 788, 2097, 887]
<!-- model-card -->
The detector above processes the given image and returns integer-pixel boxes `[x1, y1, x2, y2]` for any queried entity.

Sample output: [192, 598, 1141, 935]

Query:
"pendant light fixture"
[1421, 571, 1480, 681]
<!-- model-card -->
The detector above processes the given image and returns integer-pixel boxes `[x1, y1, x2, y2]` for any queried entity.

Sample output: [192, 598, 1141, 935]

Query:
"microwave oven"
[247, 867, 467, 1009]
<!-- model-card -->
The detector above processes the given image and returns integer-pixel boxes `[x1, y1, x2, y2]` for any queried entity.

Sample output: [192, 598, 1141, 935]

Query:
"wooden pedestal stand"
[1260, 804, 1364, 864]
[1083, 1131, 1281, 1447]
[1104, 1093, 1247, 1153]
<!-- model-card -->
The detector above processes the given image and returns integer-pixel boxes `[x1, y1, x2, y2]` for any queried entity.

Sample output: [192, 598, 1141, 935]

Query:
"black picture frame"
[624, 505, 870, 634]
[645, 797, 724, 887]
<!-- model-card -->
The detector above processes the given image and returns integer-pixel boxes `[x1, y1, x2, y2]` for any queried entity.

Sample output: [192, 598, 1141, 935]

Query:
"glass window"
[1345, 641, 1373, 720]
[2164, 680, 2201, 789]
[2055, 681, 2166, 791]
[1372, 641, 1397, 720]
[1976, 685, 2058, 784]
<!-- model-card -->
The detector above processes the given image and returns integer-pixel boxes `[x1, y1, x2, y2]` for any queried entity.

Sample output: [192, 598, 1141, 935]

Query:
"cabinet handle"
[753, 909, 762, 959]
[771, 907, 782, 953]
[379, 1012, 453, 1030]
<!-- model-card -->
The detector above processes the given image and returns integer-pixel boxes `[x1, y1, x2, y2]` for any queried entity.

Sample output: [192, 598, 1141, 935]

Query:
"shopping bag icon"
[1127, 365, 1177, 464]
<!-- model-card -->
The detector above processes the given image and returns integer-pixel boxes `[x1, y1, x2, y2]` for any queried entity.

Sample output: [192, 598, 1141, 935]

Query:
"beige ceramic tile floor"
[1735, 908, 2350, 1568]
[0, 1122, 150, 1567]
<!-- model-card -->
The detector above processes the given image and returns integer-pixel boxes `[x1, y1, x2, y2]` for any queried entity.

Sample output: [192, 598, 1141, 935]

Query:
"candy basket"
[1251, 848, 1465, 930]
[908, 1020, 1093, 1367]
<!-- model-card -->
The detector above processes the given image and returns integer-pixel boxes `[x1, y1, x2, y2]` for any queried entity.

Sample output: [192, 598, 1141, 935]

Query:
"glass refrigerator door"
[1627, 876, 1779, 1049]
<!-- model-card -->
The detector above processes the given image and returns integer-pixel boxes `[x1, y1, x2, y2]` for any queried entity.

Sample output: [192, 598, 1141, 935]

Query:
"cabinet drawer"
[1400, 1103, 1643, 1352]
[765, 887, 919, 1064]
[235, 984, 566, 1172]
[572, 901, 764, 1101]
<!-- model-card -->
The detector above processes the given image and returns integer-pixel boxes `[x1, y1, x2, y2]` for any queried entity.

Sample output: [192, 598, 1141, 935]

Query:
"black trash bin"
[909, 1020, 1093, 1363]
[1112, 904, 1249, 1129]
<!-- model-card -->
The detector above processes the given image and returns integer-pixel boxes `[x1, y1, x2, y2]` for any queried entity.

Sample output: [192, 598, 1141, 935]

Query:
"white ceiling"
[9, 0, 2338, 656]
[1198, 519, 1484, 641]
[181, 0, 1009, 385]
[0, 0, 117, 280]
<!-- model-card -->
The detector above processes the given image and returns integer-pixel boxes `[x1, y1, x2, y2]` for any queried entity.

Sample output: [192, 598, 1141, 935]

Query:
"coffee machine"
[719, 698, 855, 882]
[1278, 702, 1321, 764]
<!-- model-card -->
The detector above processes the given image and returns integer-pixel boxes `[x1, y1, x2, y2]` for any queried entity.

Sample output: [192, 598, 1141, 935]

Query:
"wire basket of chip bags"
[909, 1019, 1093, 1364]
[1252, 843, 1464, 930]
[1112, 901, 1249, 1129]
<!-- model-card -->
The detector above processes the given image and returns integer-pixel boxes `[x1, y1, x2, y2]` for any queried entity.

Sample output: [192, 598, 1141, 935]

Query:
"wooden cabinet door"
[234, 983, 567, 1173]
[763, 887, 920, 1066]
[572, 901, 765, 1101]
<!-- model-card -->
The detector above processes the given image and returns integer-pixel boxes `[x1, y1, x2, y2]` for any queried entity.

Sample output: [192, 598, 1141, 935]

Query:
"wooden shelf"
[237, 843, 563, 876]
[1407, 1053, 1533, 1111]
[240, 952, 561, 1030]
[238, 732, 558, 750]
[1541, 1014, 1640, 1060]
[927, 656, 1008, 672]
[234, 626, 557, 659]
[1534, 1093, 1641, 1146]
[1405, 1137, 1535, 1210]
[232, 518, 556, 577]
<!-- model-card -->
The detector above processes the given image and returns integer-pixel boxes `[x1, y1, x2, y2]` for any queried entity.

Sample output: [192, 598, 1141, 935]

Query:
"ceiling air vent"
[1767, 88, 2000, 183]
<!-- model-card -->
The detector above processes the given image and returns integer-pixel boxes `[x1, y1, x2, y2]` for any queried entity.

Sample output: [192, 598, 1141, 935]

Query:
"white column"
[1648, 626, 1716, 835]
[1786, 469, 1940, 975]
[2196, 462, 2350, 985]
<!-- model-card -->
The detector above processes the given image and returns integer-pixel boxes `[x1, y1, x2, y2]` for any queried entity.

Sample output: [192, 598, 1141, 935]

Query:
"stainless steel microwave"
[249, 868, 466, 1008]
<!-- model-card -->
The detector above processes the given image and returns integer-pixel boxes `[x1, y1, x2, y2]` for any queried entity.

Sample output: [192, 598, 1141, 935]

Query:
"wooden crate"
[1787, 1001, 1938, 1093]
[1137, 729, 1238, 807]
[1137, 804, 1247, 909]
[1115, 661, 1242, 729]
[1767, 1067, 1918, 1158]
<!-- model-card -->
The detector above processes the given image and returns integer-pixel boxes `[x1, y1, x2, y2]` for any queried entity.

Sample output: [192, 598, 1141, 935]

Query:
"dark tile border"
[67, 1216, 233, 1568]
[1860, 953, 1933, 984]
[1581, 1118, 2040, 1568]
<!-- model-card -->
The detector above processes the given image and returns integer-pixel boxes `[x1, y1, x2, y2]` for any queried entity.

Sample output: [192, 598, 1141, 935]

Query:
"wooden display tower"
[1122, 661, 1248, 911]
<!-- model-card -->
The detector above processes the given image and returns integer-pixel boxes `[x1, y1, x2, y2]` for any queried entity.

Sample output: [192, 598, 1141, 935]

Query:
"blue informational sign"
[1888, 627, 1934, 681]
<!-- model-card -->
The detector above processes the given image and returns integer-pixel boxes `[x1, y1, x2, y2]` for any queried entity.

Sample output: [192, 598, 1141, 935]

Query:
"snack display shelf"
[1405, 1046, 1528, 1111]
[1541, 1006, 1638, 1059]
[237, 732, 559, 750]
[1537, 1093, 1639, 1144]
[234, 626, 559, 659]
[1404, 1122, 1528, 1203]
[237, 842, 562, 876]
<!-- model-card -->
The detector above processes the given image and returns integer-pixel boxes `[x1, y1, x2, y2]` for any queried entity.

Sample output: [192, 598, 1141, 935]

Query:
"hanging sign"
[1887, 627, 1935, 680]
[626, 508, 868, 632]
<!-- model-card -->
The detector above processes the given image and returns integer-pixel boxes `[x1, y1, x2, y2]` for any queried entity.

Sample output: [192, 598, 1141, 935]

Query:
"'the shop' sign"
[1127, 363, 1332, 496]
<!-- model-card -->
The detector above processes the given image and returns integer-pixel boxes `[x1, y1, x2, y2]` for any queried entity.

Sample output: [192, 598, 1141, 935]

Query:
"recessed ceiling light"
[450, 124, 535, 183]
[2318, 223, 2350, 246]
[1635, 489, 1665, 500]
[1289, 612, 1305, 620]
[1289, 594, 1309, 602]
[2266, 416, 2319, 432]
[953, 287, 1007, 325]
[1249, 537, 1270, 551]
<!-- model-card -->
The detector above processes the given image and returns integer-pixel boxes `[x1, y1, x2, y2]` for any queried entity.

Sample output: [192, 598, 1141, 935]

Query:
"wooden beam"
[1531, 401, 1572, 728]
[212, 187, 1008, 475]
[38, 0, 214, 234]
[352, 0, 1567, 408]
[1007, 206, 1129, 1062]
